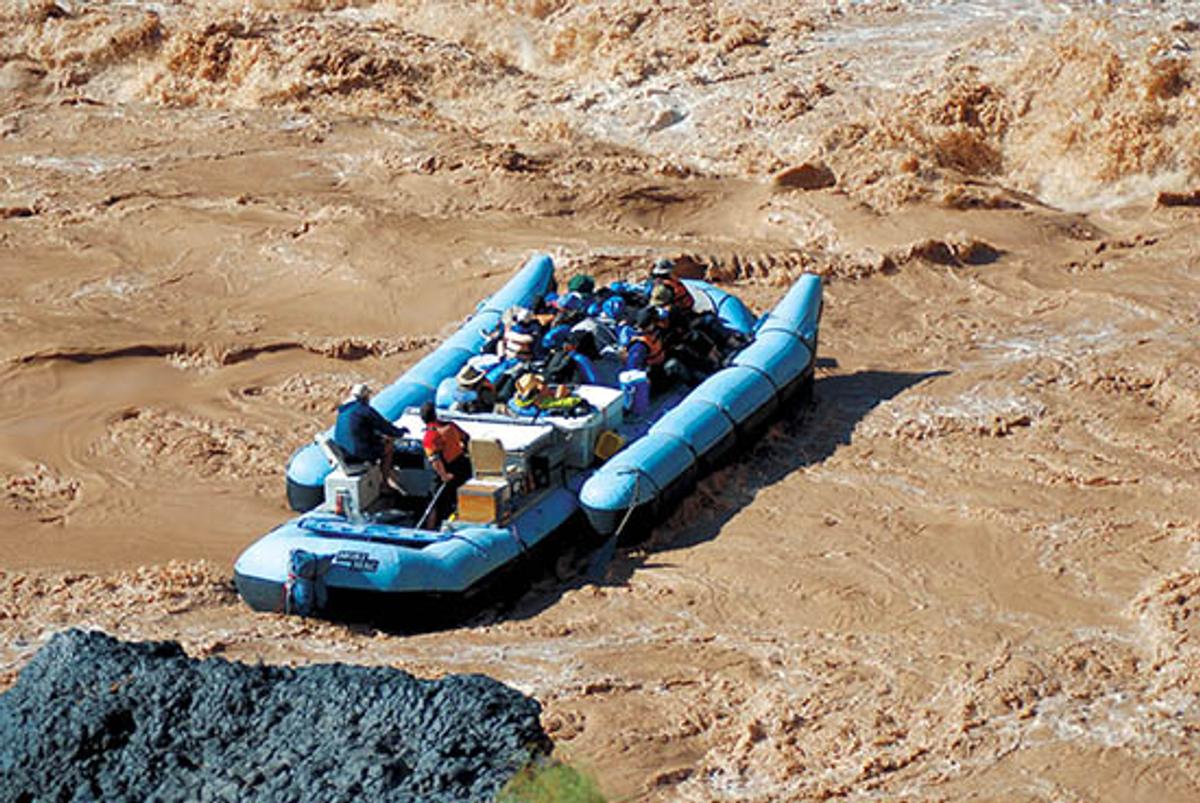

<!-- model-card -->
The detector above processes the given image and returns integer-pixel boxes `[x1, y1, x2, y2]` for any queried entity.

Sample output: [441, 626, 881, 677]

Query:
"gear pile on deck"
[234, 254, 822, 619]
[461, 261, 749, 420]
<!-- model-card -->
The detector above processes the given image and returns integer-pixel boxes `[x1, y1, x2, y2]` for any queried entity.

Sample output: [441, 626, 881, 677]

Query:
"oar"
[586, 470, 641, 580]
[416, 482, 447, 530]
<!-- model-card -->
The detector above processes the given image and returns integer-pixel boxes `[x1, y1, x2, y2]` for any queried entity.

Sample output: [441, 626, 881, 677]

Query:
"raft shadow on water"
[494, 368, 948, 622]
[323, 369, 946, 633]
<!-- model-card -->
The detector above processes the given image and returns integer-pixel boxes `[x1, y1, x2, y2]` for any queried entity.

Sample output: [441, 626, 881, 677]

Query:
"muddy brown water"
[2, 2, 1199, 799]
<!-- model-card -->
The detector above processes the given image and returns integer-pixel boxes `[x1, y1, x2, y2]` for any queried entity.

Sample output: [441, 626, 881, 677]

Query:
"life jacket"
[508, 377, 547, 416]
[537, 394, 590, 416]
[485, 357, 521, 385]
[503, 325, 537, 360]
[631, 333, 665, 367]
[660, 276, 694, 313]
[508, 388, 590, 418]
[424, 421, 466, 464]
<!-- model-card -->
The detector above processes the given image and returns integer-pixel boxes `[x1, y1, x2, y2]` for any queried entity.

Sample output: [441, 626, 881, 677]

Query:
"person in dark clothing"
[420, 401, 473, 528]
[625, 307, 691, 392]
[545, 330, 599, 386]
[333, 383, 409, 478]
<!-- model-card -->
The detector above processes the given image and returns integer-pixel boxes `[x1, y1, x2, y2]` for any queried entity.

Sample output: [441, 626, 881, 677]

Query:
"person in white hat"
[332, 382, 409, 479]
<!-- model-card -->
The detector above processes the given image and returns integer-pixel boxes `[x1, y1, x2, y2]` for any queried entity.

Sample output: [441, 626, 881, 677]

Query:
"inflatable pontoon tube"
[683, 279, 757, 335]
[757, 274, 822, 343]
[687, 366, 778, 430]
[648, 399, 736, 469]
[732, 330, 813, 395]
[580, 432, 696, 535]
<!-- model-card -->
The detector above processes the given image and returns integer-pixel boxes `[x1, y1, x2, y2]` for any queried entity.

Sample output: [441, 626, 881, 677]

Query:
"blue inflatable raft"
[233, 255, 821, 619]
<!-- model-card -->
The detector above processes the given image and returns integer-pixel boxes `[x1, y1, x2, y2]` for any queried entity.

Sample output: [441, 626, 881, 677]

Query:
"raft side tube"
[393, 529, 525, 593]
[682, 279, 756, 336]
[233, 523, 514, 597]
[286, 443, 336, 511]
[285, 478, 325, 514]
[580, 452, 700, 541]
[648, 399, 737, 470]
[758, 274, 822, 343]
[579, 432, 696, 535]
[435, 376, 457, 409]
[688, 366, 778, 429]
[732, 330, 813, 392]
[370, 379, 439, 425]
[439, 311, 502, 355]
[479, 254, 556, 316]
[241, 485, 579, 604]
[398, 347, 476, 397]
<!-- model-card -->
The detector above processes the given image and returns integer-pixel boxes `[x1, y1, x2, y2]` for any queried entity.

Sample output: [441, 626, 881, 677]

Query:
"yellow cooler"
[456, 479, 511, 524]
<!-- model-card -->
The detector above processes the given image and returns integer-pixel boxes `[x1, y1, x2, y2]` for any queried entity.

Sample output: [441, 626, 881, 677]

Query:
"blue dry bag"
[285, 549, 333, 616]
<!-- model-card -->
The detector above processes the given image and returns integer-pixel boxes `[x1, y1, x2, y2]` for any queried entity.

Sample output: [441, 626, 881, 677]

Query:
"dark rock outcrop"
[0, 629, 550, 802]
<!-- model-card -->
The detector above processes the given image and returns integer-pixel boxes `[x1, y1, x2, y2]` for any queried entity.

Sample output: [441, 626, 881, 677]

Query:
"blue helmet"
[601, 296, 625, 320]
[609, 280, 630, 295]
[559, 292, 585, 312]
[586, 301, 602, 317]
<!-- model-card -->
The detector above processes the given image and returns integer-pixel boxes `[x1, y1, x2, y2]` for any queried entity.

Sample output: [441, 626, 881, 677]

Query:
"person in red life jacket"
[420, 401, 472, 529]
[625, 307, 675, 392]
[650, 258, 694, 316]
[332, 383, 409, 481]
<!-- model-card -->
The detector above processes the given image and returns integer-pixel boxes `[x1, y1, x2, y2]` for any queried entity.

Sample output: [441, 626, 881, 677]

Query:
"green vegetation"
[498, 760, 606, 803]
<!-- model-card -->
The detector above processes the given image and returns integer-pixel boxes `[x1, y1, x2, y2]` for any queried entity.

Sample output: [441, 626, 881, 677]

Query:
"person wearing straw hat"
[453, 362, 495, 413]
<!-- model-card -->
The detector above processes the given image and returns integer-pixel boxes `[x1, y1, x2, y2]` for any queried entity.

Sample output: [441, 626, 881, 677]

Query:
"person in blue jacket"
[333, 383, 409, 478]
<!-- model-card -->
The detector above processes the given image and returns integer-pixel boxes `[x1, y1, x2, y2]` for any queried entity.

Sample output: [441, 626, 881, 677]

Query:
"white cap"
[350, 382, 371, 401]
